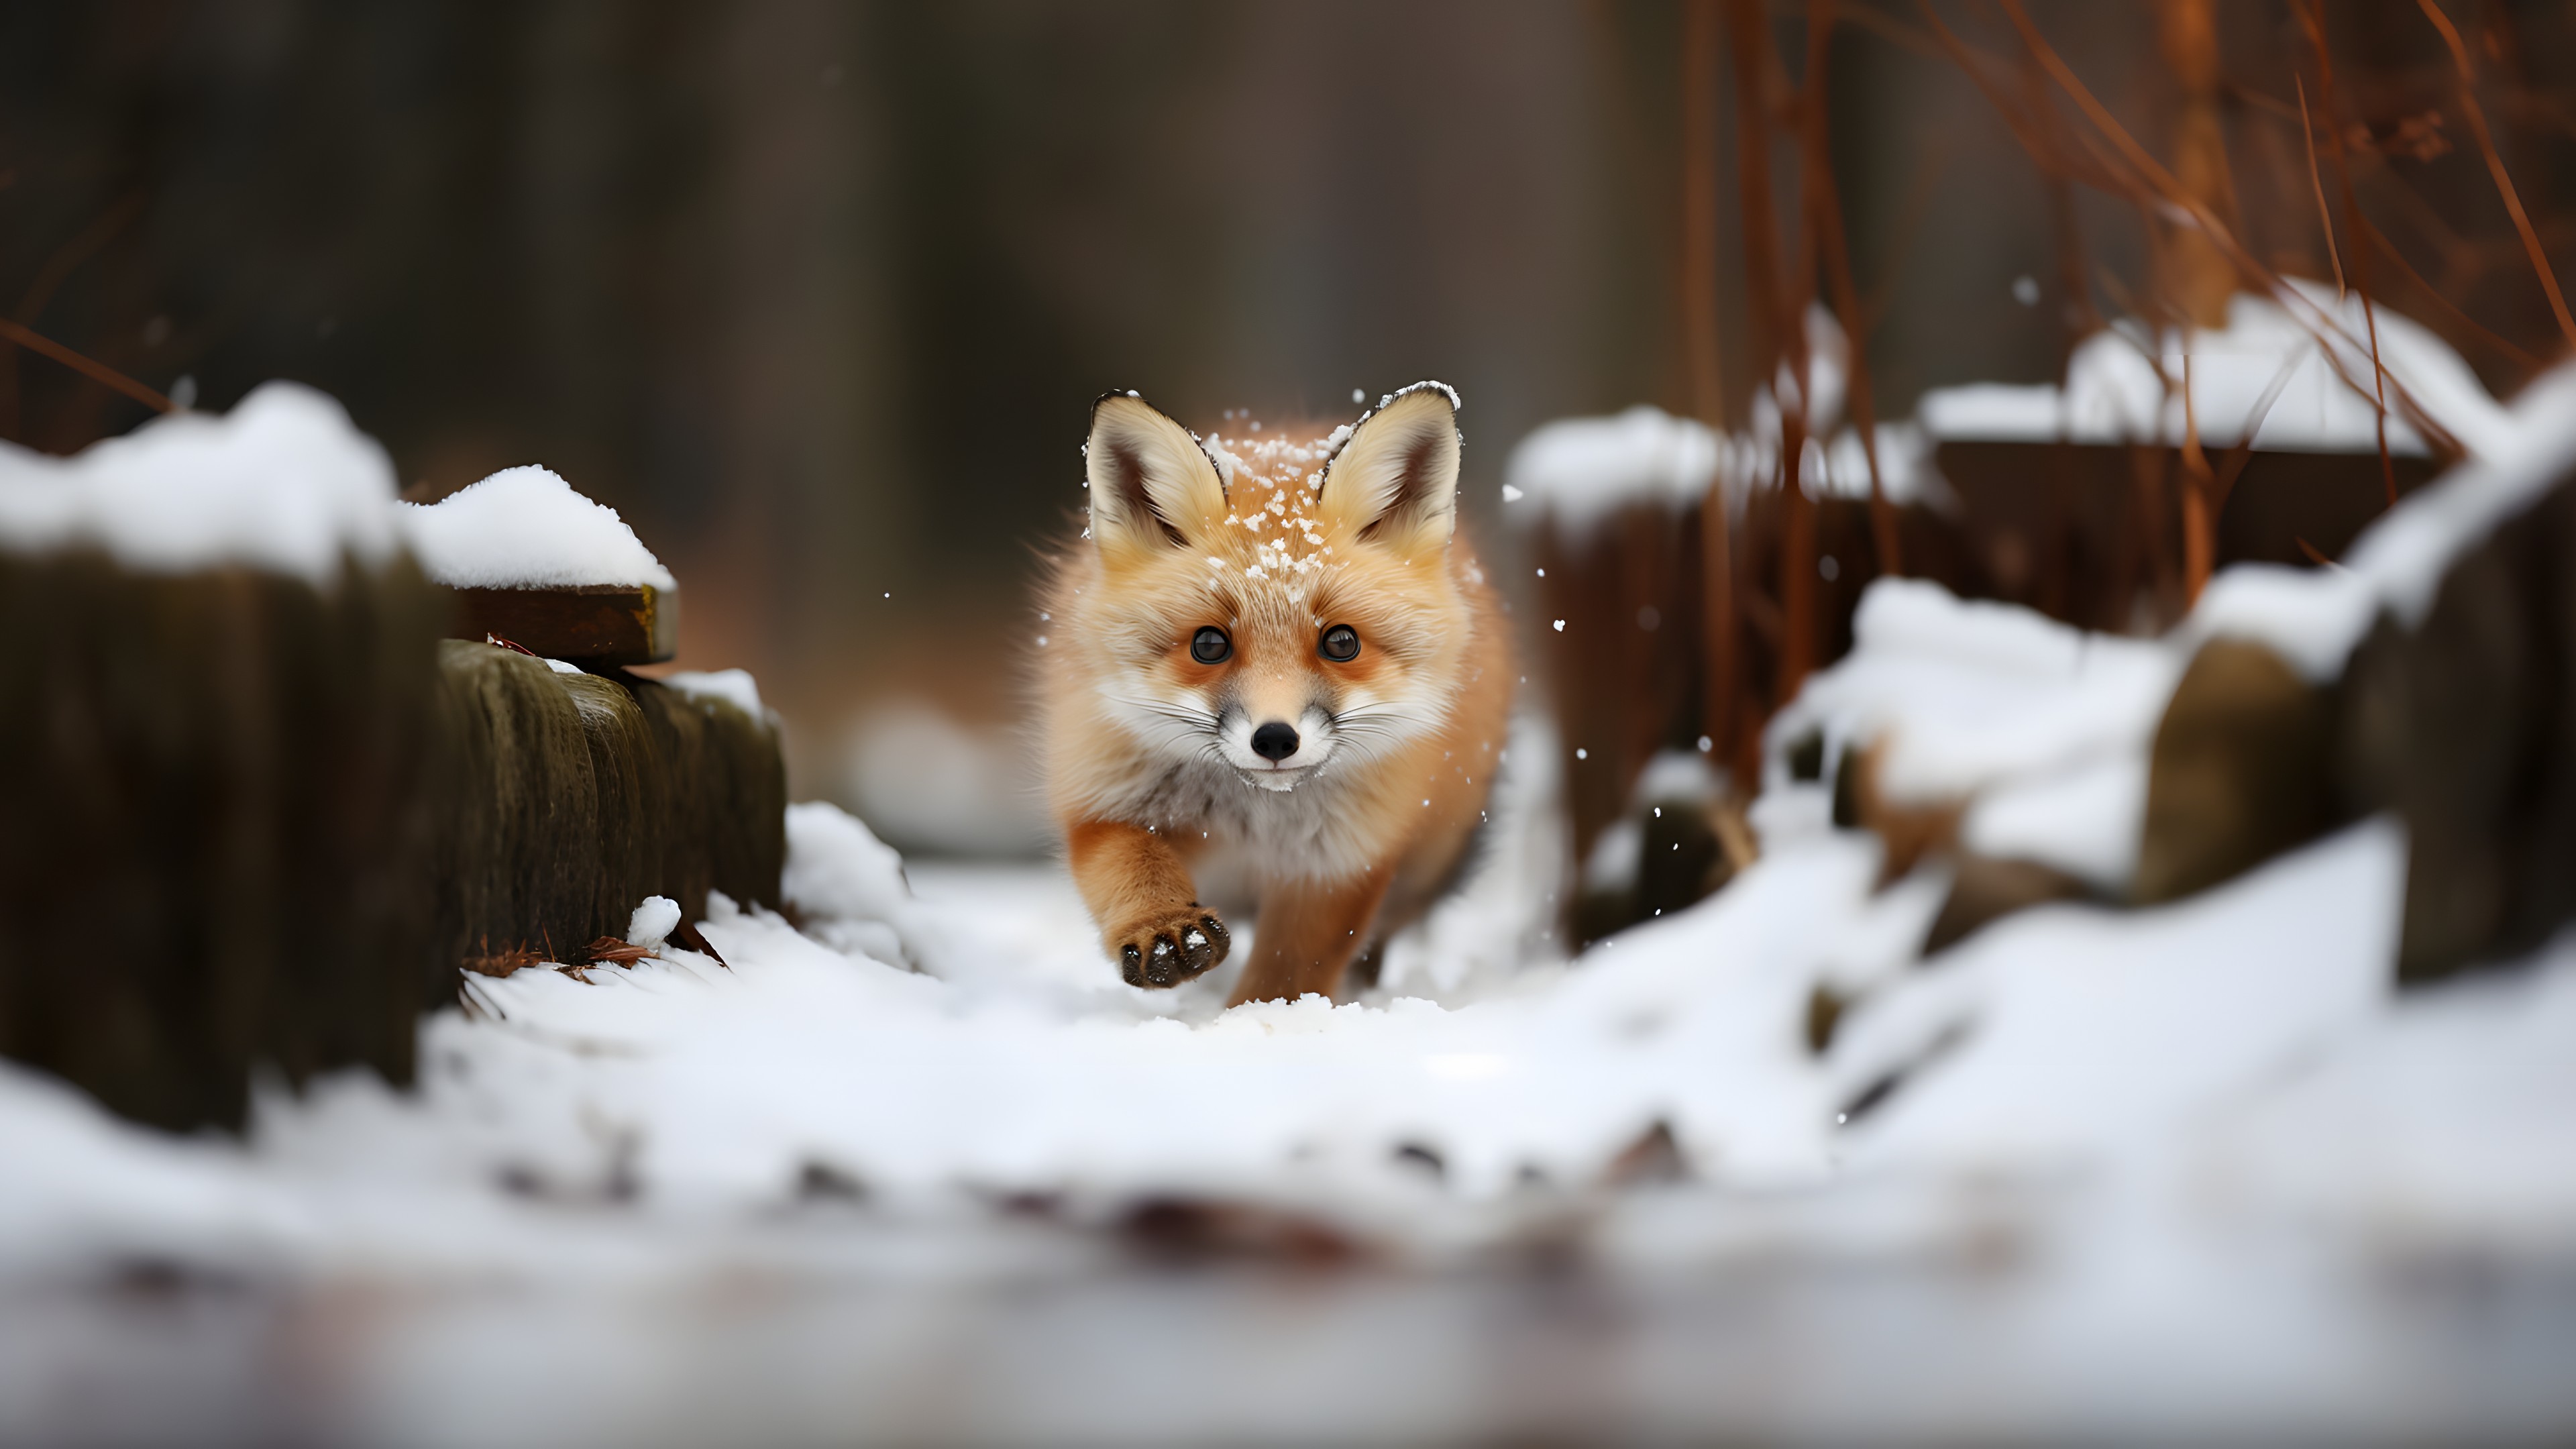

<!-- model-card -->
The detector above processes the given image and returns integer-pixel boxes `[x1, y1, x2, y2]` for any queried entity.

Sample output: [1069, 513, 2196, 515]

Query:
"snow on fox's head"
[1071, 384, 1472, 791]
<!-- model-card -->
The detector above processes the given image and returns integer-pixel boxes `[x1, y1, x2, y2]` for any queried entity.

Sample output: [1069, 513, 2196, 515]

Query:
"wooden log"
[2124, 443, 2576, 983]
[2134, 638, 2337, 906]
[1536, 475, 1985, 945]
[1934, 441, 2440, 631]
[0, 551, 448, 1131]
[0, 562, 779, 1132]
[447, 582, 678, 665]
[426, 642, 785, 977]
[1532, 498, 1706, 880]
[2339, 468, 2576, 982]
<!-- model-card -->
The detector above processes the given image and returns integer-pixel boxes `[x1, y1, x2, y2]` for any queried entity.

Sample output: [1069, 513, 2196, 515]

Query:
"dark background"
[5, 1, 2569, 826]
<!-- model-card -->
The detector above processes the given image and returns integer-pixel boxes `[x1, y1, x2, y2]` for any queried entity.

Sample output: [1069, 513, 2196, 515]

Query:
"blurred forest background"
[3, 0, 2571, 850]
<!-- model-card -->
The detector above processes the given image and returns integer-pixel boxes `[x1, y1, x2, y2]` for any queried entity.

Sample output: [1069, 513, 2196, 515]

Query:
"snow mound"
[1833, 820, 2400, 1168]
[1764, 578, 2179, 888]
[0, 381, 402, 586]
[1503, 406, 1717, 537]
[401, 464, 676, 592]
[1506, 409, 1941, 540]
[1921, 280, 2509, 458]
[625, 896, 681, 951]
[662, 668, 765, 720]
[781, 802, 948, 975]
[0, 387, 676, 595]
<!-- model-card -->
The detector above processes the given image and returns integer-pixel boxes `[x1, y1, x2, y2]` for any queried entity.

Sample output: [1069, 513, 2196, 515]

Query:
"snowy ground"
[11, 362, 2576, 1442]
[9, 733, 2576, 1440]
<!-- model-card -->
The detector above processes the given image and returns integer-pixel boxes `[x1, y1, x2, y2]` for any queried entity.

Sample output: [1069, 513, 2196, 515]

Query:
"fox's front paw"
[1111, 906, 1230, 988]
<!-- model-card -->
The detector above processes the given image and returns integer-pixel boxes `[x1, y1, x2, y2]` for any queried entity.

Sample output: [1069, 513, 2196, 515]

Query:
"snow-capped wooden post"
[2138, 415, 2576, 985]
[405, 466, 783, 972]
[1507, 413, 1715, 916]
[0, 387, 451, 1130]
[1, 400, 785, 1132]
[406, 465, 681, 665]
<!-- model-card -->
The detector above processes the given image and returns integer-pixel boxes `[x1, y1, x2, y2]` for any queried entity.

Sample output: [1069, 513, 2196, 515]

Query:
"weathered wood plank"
[426, 641, 784, 983]
[0, 562, 774, 1132]
[447, 582, 678, 664]
[0, 551, 449, 1131]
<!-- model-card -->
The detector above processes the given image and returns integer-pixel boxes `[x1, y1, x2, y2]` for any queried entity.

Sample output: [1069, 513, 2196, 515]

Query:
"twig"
[2294, 75, 2346, 299]
[1858, 128, 1958, 339]
[463, 935, 549, 978]
[1985, 0, 2455, 470]
[1828, 0, 1944, 61]
[1801, 0, 1902, 579]
[2179, 350, 2214, 600]
[1682, 0, 1728, 429]
[13, 194, 146, 326]
[1994, 1, 2193, 211]
[2298, 0, 2397, 507]
[1727, 0, 1817, 706]
[583, 936, 656, 967]
[0, 317, 176, 417]
[1683, 0, 1740, 759]
[1778, 0, 1827, 696]
[2027, 42, 2102, 360]
[1912, 3, 2131, 196]
[2357, 217, 2544, 372]
[1, 194, 150, 439]
[2414, 0, 2576, 353]
[2208, 343, 2308, 520]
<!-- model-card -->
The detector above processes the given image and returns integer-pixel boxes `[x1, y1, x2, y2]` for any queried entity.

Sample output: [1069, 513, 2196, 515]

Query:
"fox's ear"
[1086, 392, 1225, 561]
[1319, 383, 1460, 549]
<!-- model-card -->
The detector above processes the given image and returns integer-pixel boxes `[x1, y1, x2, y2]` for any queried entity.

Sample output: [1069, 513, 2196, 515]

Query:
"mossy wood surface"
[429, 641, 785, 977]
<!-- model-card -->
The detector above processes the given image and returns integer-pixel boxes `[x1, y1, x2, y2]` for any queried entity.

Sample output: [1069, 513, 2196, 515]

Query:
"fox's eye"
[1190, 626, 1232, 664]
[1319, 625, 1360, 662]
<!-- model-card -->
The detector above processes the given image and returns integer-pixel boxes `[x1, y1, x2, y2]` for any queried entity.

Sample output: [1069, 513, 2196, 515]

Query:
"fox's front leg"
[1228, 868, 1393, 1006]
[1065, 818, 1231, 988]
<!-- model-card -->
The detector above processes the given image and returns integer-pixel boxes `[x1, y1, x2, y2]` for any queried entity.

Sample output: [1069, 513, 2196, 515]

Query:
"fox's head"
[1070, 383, 1474, 793]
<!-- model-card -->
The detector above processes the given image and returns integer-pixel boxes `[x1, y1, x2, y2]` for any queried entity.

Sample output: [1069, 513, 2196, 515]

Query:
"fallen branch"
[2298, 0, 2397, 506]
[2414, 0, 2576, 354]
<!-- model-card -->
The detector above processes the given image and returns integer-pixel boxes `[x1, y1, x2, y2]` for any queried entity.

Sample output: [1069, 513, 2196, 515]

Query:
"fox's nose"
[1250, 721, 1300, 761]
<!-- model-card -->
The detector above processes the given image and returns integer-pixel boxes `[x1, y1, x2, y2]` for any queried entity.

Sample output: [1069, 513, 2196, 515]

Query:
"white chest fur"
[1101, 753, 1388, 884]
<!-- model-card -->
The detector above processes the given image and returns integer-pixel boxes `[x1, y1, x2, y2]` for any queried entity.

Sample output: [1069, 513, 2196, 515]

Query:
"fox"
[1038, 382, 1513, 1006]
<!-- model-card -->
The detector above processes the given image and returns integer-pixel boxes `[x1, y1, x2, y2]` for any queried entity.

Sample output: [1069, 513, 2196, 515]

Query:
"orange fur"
[1038, 386, 1512, 1004]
